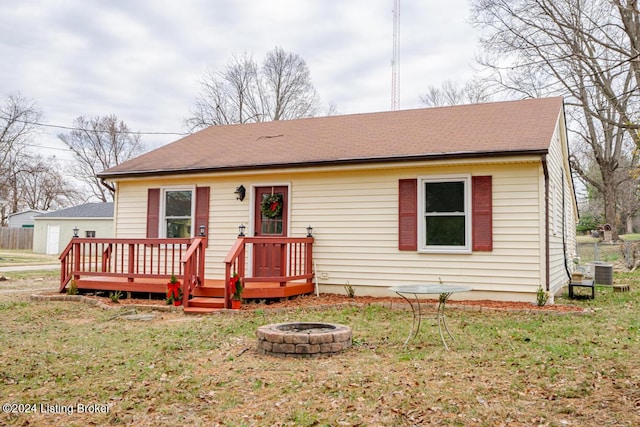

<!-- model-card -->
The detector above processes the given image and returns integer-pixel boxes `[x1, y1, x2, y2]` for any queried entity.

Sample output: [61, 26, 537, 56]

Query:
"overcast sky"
[1, 0, 480, 163]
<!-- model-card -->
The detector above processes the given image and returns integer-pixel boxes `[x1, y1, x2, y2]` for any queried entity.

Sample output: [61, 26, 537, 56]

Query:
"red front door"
[253, 186, 288, 278]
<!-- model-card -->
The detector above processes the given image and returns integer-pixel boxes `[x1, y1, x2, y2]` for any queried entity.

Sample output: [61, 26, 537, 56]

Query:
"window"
[419, 176, 471, 252]
[147, 187, 209, 240]
[399, 176, 491, 252]
[163, 189, 193, 238]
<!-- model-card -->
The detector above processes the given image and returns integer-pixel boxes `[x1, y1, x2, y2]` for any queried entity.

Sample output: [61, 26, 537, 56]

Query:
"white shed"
[33, 203, 114, 254]
[7, 210, 45, 229]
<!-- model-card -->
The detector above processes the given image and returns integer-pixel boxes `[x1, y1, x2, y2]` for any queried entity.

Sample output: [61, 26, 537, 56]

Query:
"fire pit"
[256, 322, 352, 358]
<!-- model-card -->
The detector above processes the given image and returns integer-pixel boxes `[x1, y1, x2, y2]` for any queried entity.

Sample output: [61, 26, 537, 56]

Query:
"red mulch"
[82, 292, 585, 312]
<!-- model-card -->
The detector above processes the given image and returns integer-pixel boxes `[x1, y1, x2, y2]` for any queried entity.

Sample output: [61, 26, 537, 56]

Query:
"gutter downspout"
[100, 178, 115, 194]
[542, 154, 550, 292]
[561, 167, 572, 282]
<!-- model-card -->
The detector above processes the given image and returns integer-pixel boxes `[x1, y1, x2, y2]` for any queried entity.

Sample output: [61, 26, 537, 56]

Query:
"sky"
[0, 0, 481, 164]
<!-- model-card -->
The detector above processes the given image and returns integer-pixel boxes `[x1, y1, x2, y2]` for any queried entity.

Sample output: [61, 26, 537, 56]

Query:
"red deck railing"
[59, 236, 313, 310]
[224, 236, 314, 308]
[59, 238, 204, 305]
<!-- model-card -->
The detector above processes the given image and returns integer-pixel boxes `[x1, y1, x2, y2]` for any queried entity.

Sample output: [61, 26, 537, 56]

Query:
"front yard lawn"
[0, 271, 638, 426]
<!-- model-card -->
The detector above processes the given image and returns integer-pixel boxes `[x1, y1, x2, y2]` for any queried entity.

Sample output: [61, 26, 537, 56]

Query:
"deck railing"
[224, 236, 314, 308]
[60, 236, 312, 309]
[180, 238, 206, 306]
[59, 238, 198, 294]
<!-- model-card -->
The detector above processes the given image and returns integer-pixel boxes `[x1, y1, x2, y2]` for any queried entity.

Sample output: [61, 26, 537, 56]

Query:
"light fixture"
[73, 226, 79, 237]
[238, 224, 246, 237]
[199, 225, 206, 236]
[234, 185, 246, 201]
[306, 225, 313, 237]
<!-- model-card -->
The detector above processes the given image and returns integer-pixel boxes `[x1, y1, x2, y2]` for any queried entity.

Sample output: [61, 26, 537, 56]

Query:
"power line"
[27, 143, 72, 152]
[12, 118, 189, 136]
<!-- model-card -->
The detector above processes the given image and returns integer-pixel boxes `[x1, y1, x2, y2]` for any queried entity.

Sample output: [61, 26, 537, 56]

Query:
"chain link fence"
[576, 240, 639, 270]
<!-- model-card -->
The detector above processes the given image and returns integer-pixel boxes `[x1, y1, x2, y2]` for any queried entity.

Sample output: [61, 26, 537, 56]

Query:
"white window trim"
[160, 186, 196, 238]
[418, 174, 471, 254]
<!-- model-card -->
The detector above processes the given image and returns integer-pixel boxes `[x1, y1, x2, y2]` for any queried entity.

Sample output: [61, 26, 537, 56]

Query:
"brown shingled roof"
[99, 97, 564, 178]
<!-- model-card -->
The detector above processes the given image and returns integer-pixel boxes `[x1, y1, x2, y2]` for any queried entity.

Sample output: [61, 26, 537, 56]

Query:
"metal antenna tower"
[391, 0, 400, 110]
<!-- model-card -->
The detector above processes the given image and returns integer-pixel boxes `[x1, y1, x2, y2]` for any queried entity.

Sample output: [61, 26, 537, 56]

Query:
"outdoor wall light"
[238, 224, 246, 237]
[73, 226, 79, 237]
[234, 185, 246, 201]
[306, 225, 313, 237]
[199, 225, 206, 236]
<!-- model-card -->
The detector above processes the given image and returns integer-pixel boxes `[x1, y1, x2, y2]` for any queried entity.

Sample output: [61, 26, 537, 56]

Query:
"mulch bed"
[40, 291, 587, 313]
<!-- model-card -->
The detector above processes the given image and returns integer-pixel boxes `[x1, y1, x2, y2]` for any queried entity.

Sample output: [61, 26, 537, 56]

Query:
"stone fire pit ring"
[256, 322, 352, 358]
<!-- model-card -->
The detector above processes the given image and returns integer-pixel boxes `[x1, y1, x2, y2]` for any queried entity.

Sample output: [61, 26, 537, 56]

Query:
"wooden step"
[188, 297, 225, 309]
[192, 287, 223, 298]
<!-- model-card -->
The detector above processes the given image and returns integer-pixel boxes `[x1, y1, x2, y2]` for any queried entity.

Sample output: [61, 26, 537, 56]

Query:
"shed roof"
[36, 203, 114, 219]
[99, 97, 564, 179]
[7, 209, 46, 219]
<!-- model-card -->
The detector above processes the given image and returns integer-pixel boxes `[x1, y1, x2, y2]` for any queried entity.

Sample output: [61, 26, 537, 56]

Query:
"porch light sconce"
[306, 225, 313, 237]
[199, 225, 206, 236]
[73, 226, 79, 238]
[238, 224, 246, 237]
[234, 185, 246, 201]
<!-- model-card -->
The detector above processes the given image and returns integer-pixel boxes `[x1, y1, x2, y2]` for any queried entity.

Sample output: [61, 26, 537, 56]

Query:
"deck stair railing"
[223, 236, 314, 308]
[179, 238, 206, 306]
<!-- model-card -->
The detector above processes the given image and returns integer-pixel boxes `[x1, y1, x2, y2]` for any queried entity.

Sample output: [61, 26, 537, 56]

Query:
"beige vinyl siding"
[289, 162, 544, 299]
[545, 112, 577, 296]
[112, 155, 555, 302]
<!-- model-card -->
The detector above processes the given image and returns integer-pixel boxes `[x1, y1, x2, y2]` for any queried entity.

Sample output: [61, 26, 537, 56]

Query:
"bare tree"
[186, 47, 320, 131]
[471, 0, 640, 236]
[419, 79, 492, 107]
[262, 47, 320, 120]
[58, 115, 144, 202]
[16, 155, 80, 211]
[0, 93, 42, 223]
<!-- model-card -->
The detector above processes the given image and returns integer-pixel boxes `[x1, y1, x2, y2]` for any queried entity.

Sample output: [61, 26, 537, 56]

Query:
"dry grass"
[0, 250, 59, 267]
[0, 272, 639, 426]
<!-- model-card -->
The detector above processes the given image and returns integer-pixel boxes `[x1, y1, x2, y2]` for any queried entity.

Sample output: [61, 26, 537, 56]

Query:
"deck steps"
[187, 297, 225, 309]
[192, 286, 222, 298]
[184, 297, 226, 314]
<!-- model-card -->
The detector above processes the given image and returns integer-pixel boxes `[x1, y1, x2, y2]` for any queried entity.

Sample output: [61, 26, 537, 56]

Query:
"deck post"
[279, 243, 287, 286]
[306, 237, 314, 284]
[72, 239, 81, 283]
[127, 243, 135, 282]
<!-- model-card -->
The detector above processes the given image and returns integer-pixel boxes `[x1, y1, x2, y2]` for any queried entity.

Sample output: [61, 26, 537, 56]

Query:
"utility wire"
[11, 118, 190, 136]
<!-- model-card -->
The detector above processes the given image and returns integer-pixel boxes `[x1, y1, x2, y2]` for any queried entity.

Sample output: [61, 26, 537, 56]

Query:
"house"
[33, 203, 114, 254]
[61, 97, 577, 310]
[7, 209, 45, 229]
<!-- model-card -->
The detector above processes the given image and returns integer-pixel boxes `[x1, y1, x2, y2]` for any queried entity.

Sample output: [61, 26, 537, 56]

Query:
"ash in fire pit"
[257, 322, 352, 358]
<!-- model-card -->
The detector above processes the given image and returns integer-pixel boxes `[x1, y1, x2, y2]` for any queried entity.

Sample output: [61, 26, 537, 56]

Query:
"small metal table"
[389, 284, 472, 350]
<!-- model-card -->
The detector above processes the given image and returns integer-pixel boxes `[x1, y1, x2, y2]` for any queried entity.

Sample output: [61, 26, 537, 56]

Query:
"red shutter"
[195, 186, 210, 246]
[472, 176, 492, 251]
[399, 179, 418, 251]
[146, 188, 160, 238]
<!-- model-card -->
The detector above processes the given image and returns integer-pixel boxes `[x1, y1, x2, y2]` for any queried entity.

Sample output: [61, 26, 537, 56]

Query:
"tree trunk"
[602, 175, 620, 240]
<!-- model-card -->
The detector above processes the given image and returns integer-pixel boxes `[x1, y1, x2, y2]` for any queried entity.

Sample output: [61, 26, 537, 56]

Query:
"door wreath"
[261, 193, 283, 218]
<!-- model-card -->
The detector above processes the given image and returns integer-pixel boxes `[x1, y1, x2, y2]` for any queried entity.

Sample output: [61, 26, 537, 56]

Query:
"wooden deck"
[60, 236, 315, 312]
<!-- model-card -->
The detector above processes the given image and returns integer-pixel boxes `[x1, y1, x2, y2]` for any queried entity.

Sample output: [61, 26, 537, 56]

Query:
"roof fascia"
[99, 149, 549, 180]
